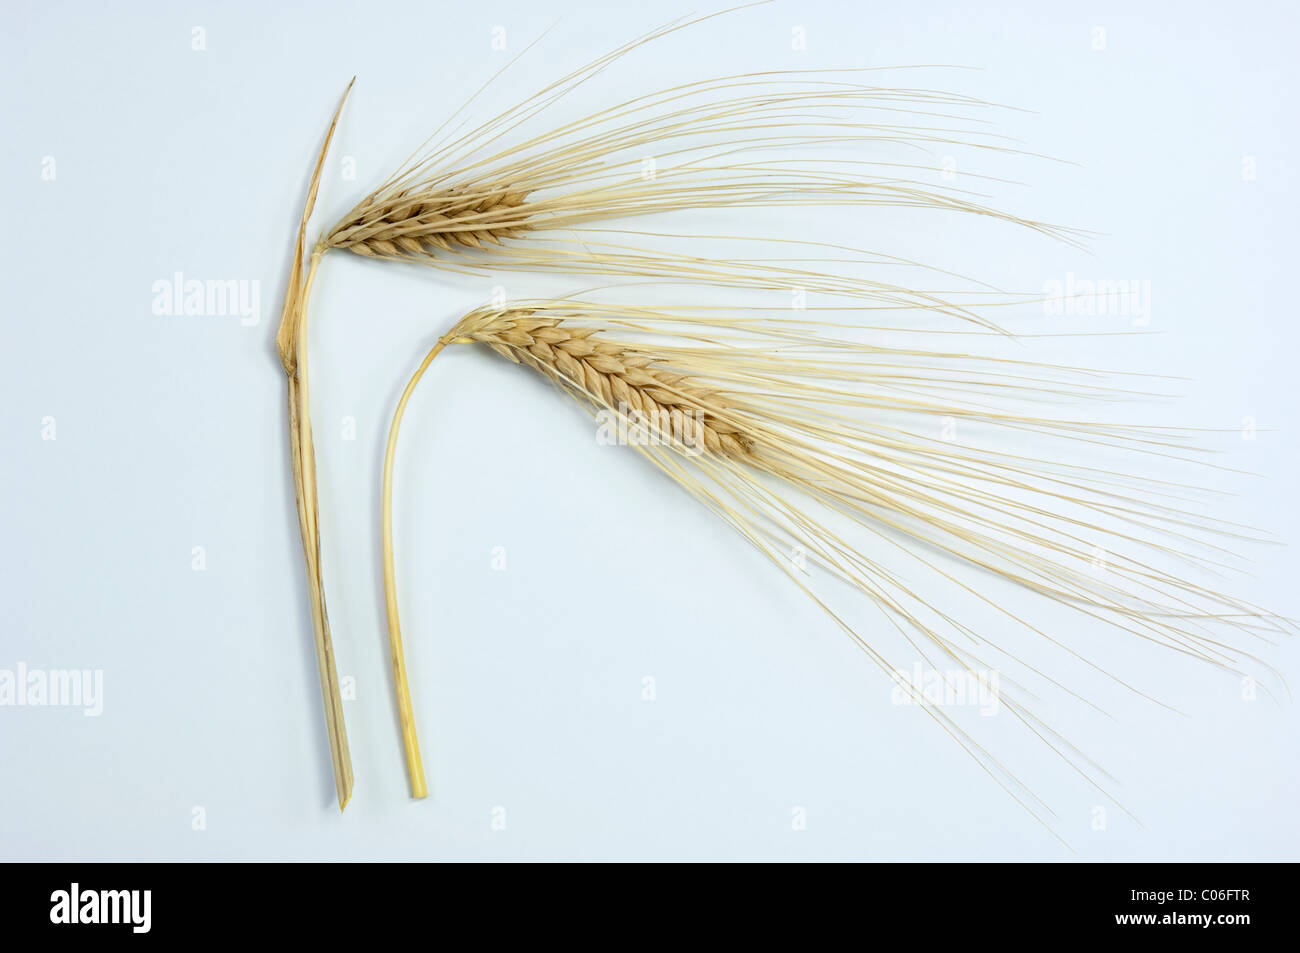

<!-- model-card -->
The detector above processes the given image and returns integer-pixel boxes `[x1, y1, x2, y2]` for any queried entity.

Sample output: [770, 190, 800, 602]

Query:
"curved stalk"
[381, 333, 459, 798]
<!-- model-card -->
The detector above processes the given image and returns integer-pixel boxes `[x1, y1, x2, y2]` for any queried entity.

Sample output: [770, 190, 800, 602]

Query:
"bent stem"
[381, 331, 461, 799]
[278, 81, 355, 811]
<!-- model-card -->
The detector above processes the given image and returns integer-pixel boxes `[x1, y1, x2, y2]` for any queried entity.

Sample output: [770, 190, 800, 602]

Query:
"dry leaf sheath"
[276, 81, 356, 811]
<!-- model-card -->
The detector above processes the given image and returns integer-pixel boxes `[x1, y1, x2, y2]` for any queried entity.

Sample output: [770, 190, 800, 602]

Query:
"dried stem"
[277, 81, 355, 811]
[380, 334, 459, 799]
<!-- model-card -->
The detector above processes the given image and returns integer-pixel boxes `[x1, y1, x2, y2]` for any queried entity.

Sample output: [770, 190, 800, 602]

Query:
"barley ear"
[277, 79, 355, 812]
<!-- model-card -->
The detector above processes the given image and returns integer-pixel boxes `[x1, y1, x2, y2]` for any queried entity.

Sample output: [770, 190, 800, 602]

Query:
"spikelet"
[465, 310, 755, 458]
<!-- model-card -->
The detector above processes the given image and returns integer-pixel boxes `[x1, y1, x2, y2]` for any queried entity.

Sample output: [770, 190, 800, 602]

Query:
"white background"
[1, 0, 1297, 860]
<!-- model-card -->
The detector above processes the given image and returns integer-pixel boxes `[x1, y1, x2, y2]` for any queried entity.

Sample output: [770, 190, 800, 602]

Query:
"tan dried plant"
[277, 12, 1073, 809]
[380, 299, 1287, 843]
[275, 10, 1285, 823]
